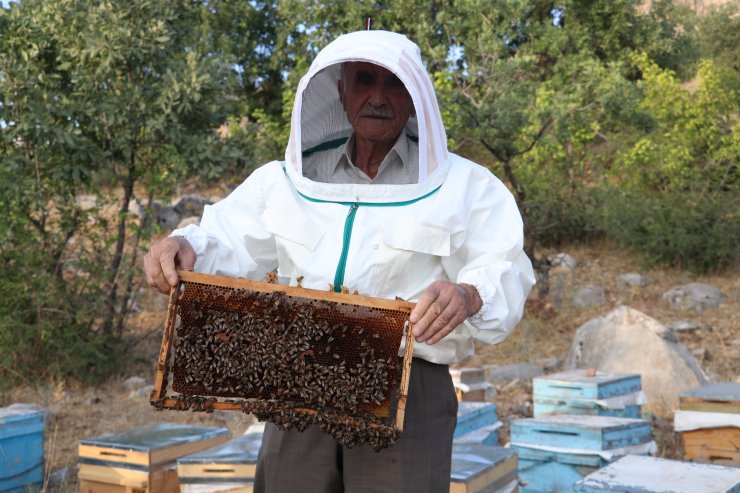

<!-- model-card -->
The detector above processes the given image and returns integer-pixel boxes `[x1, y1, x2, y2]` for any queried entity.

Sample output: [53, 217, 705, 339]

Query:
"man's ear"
[337, 79, 346, 111]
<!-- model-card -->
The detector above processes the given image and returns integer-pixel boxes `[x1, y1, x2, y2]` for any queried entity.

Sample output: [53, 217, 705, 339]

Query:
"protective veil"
[173, 30, 535, 364]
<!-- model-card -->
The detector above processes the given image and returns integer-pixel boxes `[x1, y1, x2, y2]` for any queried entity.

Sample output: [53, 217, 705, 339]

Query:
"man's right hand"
[143, 236, 197, 293]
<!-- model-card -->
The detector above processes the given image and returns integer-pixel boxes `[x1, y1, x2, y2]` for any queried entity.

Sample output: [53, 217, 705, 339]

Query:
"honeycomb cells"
[167, 280, 411, 450]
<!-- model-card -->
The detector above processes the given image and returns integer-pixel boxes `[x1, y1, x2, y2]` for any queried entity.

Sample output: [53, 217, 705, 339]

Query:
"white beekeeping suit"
[172, 30, 535, 366]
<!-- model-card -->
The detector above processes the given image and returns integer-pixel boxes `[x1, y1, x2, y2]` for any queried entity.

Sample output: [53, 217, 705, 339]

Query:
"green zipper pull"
[334, 203, 360, 292]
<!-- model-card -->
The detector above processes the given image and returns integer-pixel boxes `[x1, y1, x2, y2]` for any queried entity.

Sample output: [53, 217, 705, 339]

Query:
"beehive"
[533, 369, 644, 418]
[574, 455, 740, 493]
[676, 382, 740, 466]
[0, 404, 45, 493]
[151, 271, 416, 451]
[78, 423, 230, 493]
[449, 444, 518, 493]
[177, 432, 263, 493]
[450, 367, 494, 401]
[510, 415, 655, 493]
[453, 402, 500, 446]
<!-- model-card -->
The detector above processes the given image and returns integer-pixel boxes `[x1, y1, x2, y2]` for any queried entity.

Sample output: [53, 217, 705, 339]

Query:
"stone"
[485, 363, 544, 384]
[550, 252, 577, 270]
[123, 376, 147, 392]
[177, 216, 201, 229]
[566, 306, 708, 415]
[539, 358, 562, 371]
[616, 273, 651, 287]
[663, 283, 724, 312]
[76, 194, 97, 210]
[668, 320, 704, 332]
[572, 285, 607, 308]
[173, 194, 212, 218]
[154, 202, 180, 230]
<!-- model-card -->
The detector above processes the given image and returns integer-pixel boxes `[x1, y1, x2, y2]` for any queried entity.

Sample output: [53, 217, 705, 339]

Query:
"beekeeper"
[144, 29, 535, 493]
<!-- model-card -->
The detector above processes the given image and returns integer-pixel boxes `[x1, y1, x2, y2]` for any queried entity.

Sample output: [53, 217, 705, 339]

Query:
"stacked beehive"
[453, 402, 501, 447]
[675, 382, 740, 466]
[78, 423, 230, 493]
[450, 367, 494, 402]
[510, 415, 655, 493]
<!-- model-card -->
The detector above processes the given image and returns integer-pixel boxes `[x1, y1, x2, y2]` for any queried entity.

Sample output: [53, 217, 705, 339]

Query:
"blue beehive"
[533, 369, 643, 418]
[510, 415, 654, 493]
[450, 444, 518, 493]
[454, 402, 500, 446]
[0, 404, 45, 493]
[574, 455, 740, 493]
[177, 432, 263, 492]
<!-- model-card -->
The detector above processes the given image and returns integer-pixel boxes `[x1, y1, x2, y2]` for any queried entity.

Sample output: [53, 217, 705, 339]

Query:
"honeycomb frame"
[151, 270, 416, 447]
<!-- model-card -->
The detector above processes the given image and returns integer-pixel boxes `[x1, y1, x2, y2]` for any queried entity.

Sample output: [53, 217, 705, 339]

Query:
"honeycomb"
[151, 271, 415, 450]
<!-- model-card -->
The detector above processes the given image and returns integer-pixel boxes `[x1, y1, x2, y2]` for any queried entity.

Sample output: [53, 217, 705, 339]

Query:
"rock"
[154, 202, 180, 230]
[668, 320, 704, 332]
[173, 194, 211, 218]
[572, 285, 608, 309]
[663, 283, 724, 312]
[87, 395, 100, 405]
[123, 376, 147, 392]
[47, 467, 70, 488]
[76, 195, 97, 210]
[566, 306, 708, 415]
[136, 385, 155, 398]
[616, 273, 651, 287]
[485, 363, 543, 384]
[550, 252, 577, 270]
[539, 358, 562, 371]
[177, 216, 201, 229]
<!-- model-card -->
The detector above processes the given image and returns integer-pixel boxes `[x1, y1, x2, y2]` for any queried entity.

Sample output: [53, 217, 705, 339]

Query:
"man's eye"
[386, 74, 403, 88]
[356, 72, 375, 85]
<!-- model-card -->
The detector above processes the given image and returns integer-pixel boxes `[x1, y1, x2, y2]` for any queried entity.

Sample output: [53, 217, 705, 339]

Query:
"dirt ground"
[3, 242, 738, 492]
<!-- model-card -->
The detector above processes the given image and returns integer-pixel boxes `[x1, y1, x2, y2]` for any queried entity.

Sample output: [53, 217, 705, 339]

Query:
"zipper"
[333, 203, 359, 292]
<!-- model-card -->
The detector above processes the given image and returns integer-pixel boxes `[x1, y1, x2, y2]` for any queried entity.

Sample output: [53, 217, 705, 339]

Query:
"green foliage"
[0, 0, 241, 387]
[601, 189, 739, 272]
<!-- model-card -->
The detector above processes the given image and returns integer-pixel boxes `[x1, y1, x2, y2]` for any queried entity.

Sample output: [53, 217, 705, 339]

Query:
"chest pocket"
[262, 207, 323, 279]
[373, 219, 451, 296]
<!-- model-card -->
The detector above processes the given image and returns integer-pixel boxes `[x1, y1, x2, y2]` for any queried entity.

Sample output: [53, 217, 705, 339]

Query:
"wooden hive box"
[450, 444, 518, 493]
[78, 423, 230, 493]
[450, 367, 493, 402]
[177, 432, 263, 493]
[533, 369, 643, 419]
[0, 404, 45, 493]
[453, 402, 500, 446]
[574, 455, 740, 493]
[510, 415, 654, 493]
[677, 382, 740, 466]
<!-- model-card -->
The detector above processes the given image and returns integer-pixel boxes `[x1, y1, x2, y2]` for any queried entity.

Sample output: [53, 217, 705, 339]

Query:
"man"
[144, 30, 534, 492]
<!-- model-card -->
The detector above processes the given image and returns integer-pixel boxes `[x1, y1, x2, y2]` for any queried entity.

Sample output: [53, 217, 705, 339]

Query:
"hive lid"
[178, 433, 262, 464]
[0, 404, 45, 425]
[79, 423, 229, 451]
[680, 382, 740, 403]
[450, 444, 517, 481]
[574, 455, 740, 493]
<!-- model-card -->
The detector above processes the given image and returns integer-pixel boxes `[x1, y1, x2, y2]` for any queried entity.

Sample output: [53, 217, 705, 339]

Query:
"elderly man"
[144, 30, 534, 493]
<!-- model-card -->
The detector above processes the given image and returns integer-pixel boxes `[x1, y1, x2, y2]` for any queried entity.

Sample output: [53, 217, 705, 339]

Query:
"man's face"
[338, 62, 415, 145]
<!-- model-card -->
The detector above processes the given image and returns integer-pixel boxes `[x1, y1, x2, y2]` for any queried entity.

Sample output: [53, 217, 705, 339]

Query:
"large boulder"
[566, 306, 708, 416]
[663, 283, 724, 312]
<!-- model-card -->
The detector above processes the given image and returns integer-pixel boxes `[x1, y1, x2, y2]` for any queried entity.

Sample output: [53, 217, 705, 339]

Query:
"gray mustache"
[359, 106, 394, 118]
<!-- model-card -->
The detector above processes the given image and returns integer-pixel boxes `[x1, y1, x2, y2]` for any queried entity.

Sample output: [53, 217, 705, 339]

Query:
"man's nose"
[368, 82, 386, 105]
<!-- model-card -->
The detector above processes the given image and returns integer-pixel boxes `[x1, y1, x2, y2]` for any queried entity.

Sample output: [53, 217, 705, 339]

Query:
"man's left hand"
[409, 280, 482, 345]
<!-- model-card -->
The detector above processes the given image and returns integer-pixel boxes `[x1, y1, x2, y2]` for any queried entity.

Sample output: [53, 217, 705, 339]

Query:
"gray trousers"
[254, 358, 458, 493]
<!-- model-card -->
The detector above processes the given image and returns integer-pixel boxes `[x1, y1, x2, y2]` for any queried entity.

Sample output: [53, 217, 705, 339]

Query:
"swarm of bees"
[157, 284, 409, 450]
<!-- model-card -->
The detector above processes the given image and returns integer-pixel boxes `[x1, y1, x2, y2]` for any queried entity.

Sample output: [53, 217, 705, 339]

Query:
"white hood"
[285, 30, 450, 203]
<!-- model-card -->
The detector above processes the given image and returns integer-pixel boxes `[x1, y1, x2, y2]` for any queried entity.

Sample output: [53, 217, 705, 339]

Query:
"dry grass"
[2, 241, 738, 490]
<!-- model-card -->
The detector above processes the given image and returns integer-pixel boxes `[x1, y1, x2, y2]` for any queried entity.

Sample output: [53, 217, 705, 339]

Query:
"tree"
[0, 0, 239, 386]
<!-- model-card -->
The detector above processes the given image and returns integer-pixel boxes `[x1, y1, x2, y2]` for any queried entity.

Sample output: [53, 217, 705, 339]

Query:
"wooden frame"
[151, 270, 416, 434]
